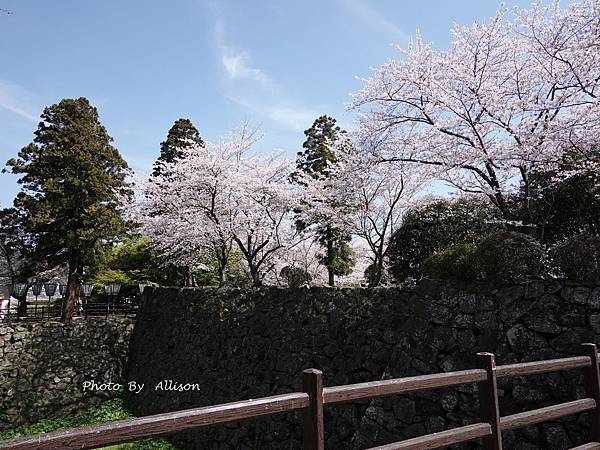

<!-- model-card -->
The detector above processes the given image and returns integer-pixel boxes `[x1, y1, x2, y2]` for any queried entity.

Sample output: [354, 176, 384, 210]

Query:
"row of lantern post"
[2, 282, 147, 322]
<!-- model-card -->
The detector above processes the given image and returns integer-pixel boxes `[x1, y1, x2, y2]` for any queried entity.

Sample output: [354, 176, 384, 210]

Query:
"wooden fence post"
[477, 352, 503, 450]
[302, 368, 324, 450]
[581, 343, 600, 441]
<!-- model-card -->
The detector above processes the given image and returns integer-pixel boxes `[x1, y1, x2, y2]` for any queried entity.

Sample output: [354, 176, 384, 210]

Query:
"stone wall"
[0, 317, 134, 431]
[126, 281, 600, 449]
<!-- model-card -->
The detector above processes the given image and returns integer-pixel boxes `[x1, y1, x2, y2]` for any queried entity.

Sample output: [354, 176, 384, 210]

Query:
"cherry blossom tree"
[295, 136, 425, 286]
[134, 158, 234, 286]
[132, 126, 298, 287]
[352, 156, 424, 286]
[293, 149, 358, 236]
[228, 151, 298, 286]
[266, 237, 326, 287]
[337, 239, 373, 287]
[350, 0, 600, 222]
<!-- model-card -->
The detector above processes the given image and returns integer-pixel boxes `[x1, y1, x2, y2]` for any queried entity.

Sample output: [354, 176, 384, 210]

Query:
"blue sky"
[0, 0, 536, 207]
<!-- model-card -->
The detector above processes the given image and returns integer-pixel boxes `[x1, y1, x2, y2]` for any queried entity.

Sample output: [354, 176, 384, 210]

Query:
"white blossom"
[350, 0, 600, 213]
[131, 126, 298, 286]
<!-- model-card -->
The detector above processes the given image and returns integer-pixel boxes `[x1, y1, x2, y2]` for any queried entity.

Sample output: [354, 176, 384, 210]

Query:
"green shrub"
[386, 198, 503, 282]
[548, 234, 600, 281]
[363, 263, 391, 286]
[422, 243, 480, 280]
[476, 231, 543, 283]
[279, 265, 312, 287]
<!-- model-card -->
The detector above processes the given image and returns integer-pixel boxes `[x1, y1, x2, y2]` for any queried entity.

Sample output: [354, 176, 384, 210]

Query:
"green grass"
[0, 396, 179, 449]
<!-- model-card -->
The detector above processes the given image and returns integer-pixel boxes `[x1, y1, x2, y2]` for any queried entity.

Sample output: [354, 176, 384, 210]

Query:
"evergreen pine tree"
[152, 118, 204, 177]
[152, 118, 205, 285]
[292, 115, 355, 286]
[5, 97, 132, 322]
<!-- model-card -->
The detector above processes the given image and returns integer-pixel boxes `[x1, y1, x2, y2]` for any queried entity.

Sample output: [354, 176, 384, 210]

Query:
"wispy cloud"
[213, 14, 274, 88]
[266, 106, 316, 132]
[336, 0, 408, 41]
[210, 4, 316, 132]
[0, 80, 40, 123]
[223, 94, 315, 132]
[221, 52, 276, 87]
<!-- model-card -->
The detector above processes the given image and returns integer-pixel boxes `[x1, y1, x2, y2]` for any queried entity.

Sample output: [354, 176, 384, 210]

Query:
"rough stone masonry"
[0, 317, 134, 431]
[127, 281, 600, 449]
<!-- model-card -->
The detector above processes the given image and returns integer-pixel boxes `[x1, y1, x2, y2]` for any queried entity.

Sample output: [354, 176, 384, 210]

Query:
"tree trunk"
[61, 256, 80, 323]
[182, 266, 197, 287]
[368, 259, 384, 288]
[249, 264, 262, 287]
[218, 267, 226, 286]
[15, 275, 27, 317]
[16, 293, 27, 318]
[325, 226, 335, 287]
[217, 251, 228, 287]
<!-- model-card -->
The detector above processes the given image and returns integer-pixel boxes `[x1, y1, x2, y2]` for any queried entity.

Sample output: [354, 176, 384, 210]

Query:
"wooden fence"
[3, 344, 600, 450]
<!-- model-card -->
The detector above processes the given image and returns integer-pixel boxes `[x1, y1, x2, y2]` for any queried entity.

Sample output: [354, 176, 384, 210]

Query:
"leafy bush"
[387, 198, 503, 282]
[511, 147, 600, 245]
[279, 265, 312, 287]
[476, 231, 543, 283]
[87, 236, 188, 287]
[422, 243, 480, 280]
[364, 263, 391, 286]
[548, 234, 600, 281]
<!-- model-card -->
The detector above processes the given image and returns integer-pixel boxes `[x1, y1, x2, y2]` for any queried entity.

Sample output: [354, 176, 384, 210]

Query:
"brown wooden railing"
[2, 344, 600, 450]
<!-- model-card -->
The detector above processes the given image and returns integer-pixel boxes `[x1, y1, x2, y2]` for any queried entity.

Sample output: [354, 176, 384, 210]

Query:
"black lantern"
[32, 282, 43, 319]
[104, 283, 121, 316]
[44, 283, 57, 319]
[32, 283, 43, 297]
[13, 282, 28, 297]
[82, 284, 94, 297]
[104, 283, 121, 296]
[44, 283, 57, 297]
[81, 284, 94, 319]
[12, 283, 28, 319]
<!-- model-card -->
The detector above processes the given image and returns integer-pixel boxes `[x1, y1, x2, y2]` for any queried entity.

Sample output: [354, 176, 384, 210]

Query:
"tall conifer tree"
[153, 118, 204, 177]
[152, 118, 205, 285]
[5, 97, 132, 322]
[292, 115, 355, 286]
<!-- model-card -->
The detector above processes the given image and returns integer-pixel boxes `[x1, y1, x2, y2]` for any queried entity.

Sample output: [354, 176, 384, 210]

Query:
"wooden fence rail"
[2, 343, 600, 450]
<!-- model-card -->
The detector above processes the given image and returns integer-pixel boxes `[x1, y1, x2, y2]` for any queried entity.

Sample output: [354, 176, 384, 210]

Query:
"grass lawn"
[0, 396, 179, 449]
